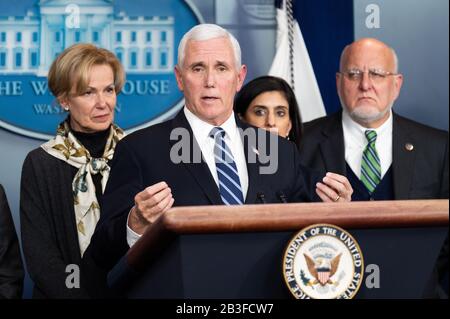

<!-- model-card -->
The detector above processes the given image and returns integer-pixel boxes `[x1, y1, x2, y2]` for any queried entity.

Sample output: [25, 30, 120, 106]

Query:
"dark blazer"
[299, 111, 449, 200]
[90, 110, 321, 271]
[20, 148, 111, 298]
[300, 110, 449, 298]
[0, 185, 24, 299]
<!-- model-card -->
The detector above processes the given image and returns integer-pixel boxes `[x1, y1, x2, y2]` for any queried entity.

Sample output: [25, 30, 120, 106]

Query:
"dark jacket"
[0, 184, 24, 299]
[20, 148, 110, 298]
[89, 110, 321, 271]
[300, 110, 449, 297]
[299, 111, 449, 200]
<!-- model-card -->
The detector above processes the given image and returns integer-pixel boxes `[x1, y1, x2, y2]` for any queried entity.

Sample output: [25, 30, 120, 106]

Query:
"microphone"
[277, 191, 288, 203]
[256, 192, 266, 204]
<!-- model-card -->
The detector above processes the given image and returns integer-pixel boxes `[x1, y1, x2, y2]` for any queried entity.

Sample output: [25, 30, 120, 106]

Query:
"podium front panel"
[126, 226, 447, 298]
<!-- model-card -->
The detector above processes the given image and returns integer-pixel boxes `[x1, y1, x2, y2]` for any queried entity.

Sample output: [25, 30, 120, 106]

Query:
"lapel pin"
[405, 143, 414, 151]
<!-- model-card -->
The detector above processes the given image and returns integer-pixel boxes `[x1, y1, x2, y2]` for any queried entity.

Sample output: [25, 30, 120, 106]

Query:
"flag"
[269, 0, 326, 122]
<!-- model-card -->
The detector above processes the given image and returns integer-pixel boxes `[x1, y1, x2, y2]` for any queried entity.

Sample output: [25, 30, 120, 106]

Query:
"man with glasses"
[301, 37, 448, 201]
[299, 38, 448, 297]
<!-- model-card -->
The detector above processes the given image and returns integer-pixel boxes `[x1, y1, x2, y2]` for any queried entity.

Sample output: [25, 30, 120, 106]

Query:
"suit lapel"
[238, 120, 260, 204]
[170, 111, 223, 205]
[320, 112, 347, 175]
[392, 113, 416, 199]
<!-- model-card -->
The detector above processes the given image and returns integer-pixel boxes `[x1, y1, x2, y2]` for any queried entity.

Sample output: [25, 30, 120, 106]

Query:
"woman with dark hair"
[234, 75, 303, 148]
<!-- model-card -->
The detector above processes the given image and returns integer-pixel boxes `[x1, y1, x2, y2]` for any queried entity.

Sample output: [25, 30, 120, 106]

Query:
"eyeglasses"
[339, 69, 398, 83]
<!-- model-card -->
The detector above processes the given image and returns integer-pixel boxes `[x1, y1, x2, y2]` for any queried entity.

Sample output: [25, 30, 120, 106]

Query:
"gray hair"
[392, 49, 399, 73]
[177, 24, 242, 69]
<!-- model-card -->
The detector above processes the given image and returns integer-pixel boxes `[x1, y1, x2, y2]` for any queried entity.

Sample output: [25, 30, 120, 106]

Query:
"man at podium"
[87, 24, 354, 273]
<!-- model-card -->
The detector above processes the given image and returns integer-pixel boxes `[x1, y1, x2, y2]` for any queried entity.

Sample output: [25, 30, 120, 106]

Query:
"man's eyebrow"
[216, 61, 229, 66]
[188, 62, 205, 68]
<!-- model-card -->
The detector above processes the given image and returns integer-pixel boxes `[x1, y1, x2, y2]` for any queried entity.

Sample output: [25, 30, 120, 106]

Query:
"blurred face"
[175, 37, 247, 126]
[243, 90, 292, 138]
[61, 64, 116, 133]
[337, 39, 403, 128]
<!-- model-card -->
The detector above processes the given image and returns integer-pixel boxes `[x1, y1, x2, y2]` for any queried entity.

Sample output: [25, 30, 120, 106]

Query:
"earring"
[63, 105, 69, 111]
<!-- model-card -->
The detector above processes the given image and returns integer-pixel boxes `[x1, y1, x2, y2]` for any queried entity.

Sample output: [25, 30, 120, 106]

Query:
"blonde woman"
[20, 44, 125, 298]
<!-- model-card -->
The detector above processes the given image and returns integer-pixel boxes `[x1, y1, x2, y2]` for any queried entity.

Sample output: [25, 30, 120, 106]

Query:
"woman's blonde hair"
[48, 43, 125, 102]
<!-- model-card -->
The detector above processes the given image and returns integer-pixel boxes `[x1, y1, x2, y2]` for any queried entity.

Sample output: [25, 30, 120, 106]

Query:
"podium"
[108, 200, 448, 298]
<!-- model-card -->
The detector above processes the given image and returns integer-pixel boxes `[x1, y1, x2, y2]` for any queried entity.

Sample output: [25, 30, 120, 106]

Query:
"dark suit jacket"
[0, 184, 24, 299]
[90, 110, 321, 271]
[299, 111, 449, 200]
[300, 111, 449, 298]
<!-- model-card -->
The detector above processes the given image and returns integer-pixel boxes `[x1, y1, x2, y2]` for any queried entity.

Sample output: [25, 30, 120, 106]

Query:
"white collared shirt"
[127, 107, 249, 247]
[183, 107, 249, 198]
[342, 109, 393, 179]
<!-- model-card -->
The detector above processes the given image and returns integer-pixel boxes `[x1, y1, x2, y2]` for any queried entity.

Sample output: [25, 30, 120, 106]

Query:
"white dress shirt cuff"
[126, 208, 142, 247]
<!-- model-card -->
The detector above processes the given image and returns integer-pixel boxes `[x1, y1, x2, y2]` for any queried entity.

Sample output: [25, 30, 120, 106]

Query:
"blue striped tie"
[210, 127, 244, 205]
[360, 130, 381, 194]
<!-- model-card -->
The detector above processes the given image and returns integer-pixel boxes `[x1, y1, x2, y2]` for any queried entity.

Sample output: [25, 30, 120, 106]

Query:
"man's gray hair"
[392, 49, 399, 73]
[177, 23, 242, 69]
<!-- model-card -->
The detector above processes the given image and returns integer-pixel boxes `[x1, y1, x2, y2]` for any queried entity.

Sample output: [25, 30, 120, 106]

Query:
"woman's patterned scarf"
[41, 120, 124, 256]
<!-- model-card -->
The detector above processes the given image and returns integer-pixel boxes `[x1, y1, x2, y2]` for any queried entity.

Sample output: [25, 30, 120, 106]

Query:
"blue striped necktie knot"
[210, 127, 244, 205]
[360, 130, 381, 194]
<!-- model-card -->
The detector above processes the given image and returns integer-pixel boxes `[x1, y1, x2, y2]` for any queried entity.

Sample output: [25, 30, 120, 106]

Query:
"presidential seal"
[283, 224, 364, 299]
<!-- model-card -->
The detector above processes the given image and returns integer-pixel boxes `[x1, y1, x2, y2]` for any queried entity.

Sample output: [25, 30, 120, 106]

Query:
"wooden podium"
[108, 200, 448, 298]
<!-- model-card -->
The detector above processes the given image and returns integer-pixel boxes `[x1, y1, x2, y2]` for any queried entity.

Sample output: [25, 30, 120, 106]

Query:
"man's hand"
[315, 172, 353, 202]
[128, 181, 175, 234]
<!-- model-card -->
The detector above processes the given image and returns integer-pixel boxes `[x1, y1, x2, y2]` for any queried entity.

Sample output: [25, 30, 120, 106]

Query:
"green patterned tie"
[361, 130, 381, 194]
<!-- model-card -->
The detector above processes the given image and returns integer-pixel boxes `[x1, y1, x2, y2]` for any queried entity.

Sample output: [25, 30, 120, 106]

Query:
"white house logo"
[283, 224, 364, 299]
[0, 0, 202, 139]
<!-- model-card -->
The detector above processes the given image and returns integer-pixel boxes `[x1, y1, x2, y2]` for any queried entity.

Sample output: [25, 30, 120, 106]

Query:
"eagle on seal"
[304, 253, 342, 286]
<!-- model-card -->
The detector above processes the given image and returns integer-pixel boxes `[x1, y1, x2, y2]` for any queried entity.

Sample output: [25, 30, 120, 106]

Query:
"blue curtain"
[294, 0, 354, 115]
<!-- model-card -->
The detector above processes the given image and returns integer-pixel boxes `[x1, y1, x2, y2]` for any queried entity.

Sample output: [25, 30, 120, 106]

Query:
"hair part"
[48, 43, 125, 103]
[234, 76, 303, 148]
[177, 23, 242, 70]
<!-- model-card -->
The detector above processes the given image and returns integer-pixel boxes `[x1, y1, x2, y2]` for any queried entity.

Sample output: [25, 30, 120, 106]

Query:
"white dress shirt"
[127, 107, 249, 247]
[183, 107, 249, 197]
[342, 109, 393, 179]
